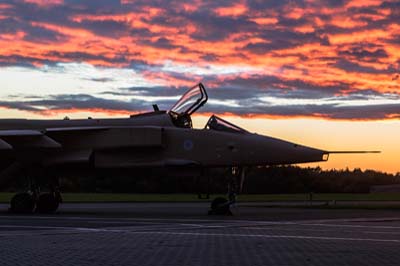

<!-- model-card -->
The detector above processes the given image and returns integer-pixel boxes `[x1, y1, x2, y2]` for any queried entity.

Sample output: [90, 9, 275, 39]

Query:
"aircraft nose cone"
[247, 134, 328, 165]
[292, 144, 327, 163]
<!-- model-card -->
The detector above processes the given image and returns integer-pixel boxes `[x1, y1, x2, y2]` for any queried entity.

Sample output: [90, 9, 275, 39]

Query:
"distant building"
[370, 184, 400, 193]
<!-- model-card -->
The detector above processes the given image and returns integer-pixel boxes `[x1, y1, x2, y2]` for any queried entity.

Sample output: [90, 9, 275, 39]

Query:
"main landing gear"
[10, 191, 61, 214]
[208, 167, 246, 215]
[9, 173, 62, 214]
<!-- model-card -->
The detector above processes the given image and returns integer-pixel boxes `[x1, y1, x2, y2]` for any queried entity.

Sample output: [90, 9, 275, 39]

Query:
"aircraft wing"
[45, 126, 110, 133]
[0, 130, 61, 150]
[0, 130, 43, 136]
[94, 156, 200, 168]
[0, 126, 196, 167]
[0, 127, 112, 152]
[164, 159, 201, 166]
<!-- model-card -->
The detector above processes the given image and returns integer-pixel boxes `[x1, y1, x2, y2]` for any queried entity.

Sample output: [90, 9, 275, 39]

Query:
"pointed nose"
[246, 134, 328, 165]
[292, 144, 327, 164]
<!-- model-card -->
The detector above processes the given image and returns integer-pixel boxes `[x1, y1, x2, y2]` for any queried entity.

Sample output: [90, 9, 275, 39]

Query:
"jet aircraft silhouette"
[0, 83, 379, 214]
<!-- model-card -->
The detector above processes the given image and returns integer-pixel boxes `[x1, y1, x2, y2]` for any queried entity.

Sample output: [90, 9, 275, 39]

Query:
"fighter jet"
[0, 83, 379, 214]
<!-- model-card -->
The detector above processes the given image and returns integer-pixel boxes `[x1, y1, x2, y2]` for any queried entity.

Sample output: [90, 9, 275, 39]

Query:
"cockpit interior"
[168, 83, 248, 134]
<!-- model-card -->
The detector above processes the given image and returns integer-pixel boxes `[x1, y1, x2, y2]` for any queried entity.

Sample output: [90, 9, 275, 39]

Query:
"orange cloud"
[329, 16, 368, 29]
[36, 108, 133, 117]
[250, 17, 278, 25]
[345, 0, 383, 8]
[22, 0, 63, 7]
[215, 3, 248, 17]
[284, 7, 306, 20]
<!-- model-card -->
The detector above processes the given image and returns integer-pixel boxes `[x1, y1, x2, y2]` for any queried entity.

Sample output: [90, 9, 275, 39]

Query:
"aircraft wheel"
[208, 197, 231, 215]
[9, 192, 35, 213]
[36, 193, 60, 214]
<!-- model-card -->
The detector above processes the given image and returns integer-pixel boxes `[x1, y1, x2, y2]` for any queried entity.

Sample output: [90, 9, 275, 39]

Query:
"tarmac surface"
[1, 202, 400, 266]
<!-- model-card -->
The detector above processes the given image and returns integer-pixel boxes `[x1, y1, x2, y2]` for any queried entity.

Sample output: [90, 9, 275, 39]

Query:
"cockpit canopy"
[169, 83, 208, 128]
[168, 83, 247, 133]
[205, 115, 248, 134]
[170, 83, 208, 115]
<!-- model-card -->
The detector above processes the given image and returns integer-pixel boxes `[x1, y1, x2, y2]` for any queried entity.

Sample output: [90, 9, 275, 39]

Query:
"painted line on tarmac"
[362, 231, 400, 235]
[0, 225, 102, 237]
[0, 215, 298, 227]
[2, 215, 400, 230]
[126, 231, 400, 243]
[0, 215, 241, 223]
[178, 223, 226, 228]
[242, 227, 400, 237]
[301, 223, 400, 229]
[1, 220, 398, 233]
[87, 221, 169, 225]
[2, 223, 400, 243]
[0, 225, 77, 229]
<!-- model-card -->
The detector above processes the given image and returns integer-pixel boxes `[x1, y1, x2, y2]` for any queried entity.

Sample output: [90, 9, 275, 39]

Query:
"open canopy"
[170, 83, 208, 115]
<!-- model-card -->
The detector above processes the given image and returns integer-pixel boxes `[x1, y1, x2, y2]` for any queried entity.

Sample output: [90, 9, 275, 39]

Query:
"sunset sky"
[0, 0, 399, 172]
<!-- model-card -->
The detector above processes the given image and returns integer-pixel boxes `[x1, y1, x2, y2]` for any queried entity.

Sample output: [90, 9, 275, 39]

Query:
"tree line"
[56, 166, 400, 194]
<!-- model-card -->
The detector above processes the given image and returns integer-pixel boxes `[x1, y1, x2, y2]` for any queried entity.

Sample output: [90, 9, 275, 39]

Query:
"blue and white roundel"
[183, 139, 194, 151]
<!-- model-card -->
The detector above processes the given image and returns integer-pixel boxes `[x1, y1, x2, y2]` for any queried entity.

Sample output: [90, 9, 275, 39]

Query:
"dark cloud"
[0, 55, 55, 67]
[1, 82, 400, 120]
[9, 2, 72, 25]
[339, 44, 388, 60]
[333, 59, 398, 74]
[187, 12, 258, 41]
[23, 26, 67, 43]
[45, 51, 129, 64]
[0, 17, 66, 43]
[0, 18, 23, 34]
[87, 77, 115, 82]
[213, 75, 347, 96]
[247, 0, 306, 10]
[140, 37, 179, 50]
[203, 101, 400, 120]
[76, 20, 132, 38]
[0, 94, 151, 113]
[245, 30, 327, 54]
[64, 0, 121, 8]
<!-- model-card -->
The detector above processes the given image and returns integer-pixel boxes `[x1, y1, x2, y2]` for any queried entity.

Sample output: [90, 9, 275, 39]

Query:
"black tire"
[209, 197, 231, 215]
[36, 193, 59, 214]
[10, 192, 35, 213]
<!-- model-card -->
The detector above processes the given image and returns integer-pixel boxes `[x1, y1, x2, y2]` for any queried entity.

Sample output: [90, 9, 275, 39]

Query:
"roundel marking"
[183, 139, 194, 151]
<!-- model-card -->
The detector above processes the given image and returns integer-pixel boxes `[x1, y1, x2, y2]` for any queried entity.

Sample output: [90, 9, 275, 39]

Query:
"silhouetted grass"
[1, 193, 400, 203]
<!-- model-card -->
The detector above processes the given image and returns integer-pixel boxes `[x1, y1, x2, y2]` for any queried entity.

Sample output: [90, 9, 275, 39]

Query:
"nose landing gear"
[208, 166, 246, 215]
[209, 197, 231, 215]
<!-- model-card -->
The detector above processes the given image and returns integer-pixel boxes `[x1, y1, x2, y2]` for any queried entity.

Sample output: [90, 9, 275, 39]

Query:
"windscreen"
[206, 115, 248, 134]
[170, 83, 208, 115]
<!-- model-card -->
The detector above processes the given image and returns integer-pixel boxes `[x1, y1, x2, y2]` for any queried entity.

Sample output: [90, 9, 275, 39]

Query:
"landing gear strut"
[208, 167, 246, 215]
